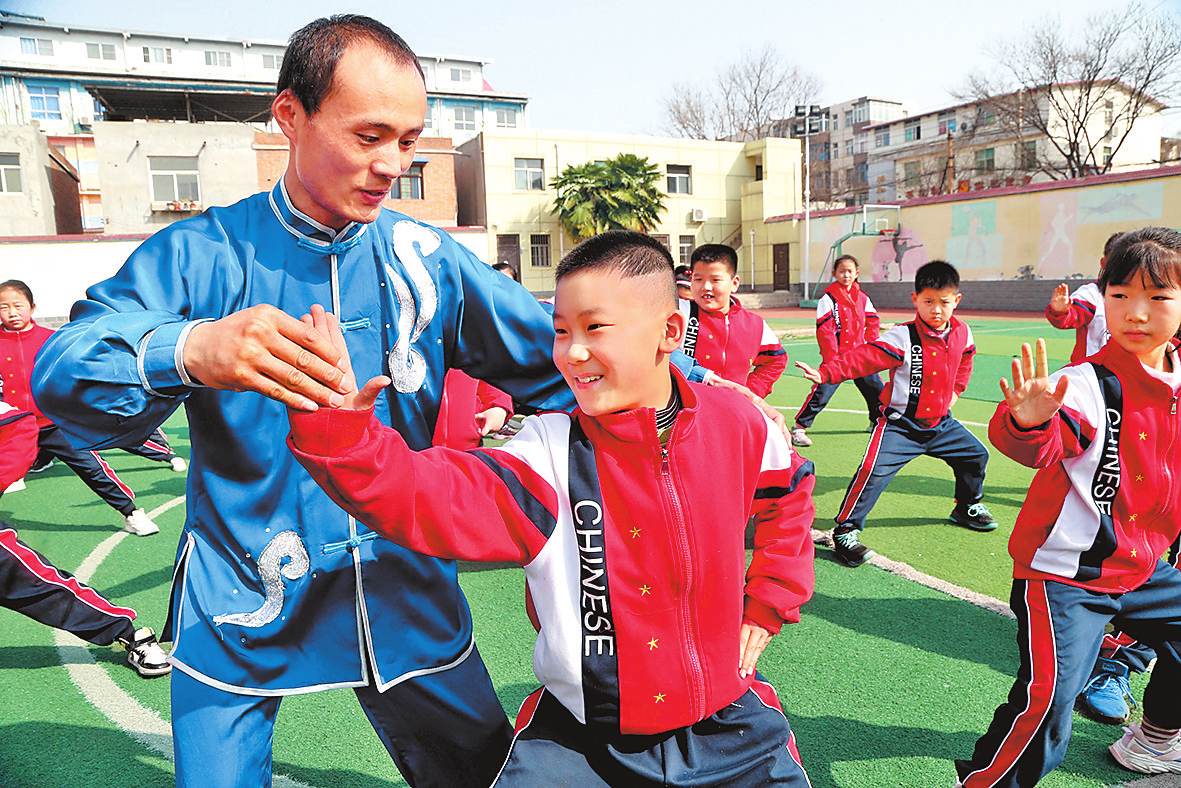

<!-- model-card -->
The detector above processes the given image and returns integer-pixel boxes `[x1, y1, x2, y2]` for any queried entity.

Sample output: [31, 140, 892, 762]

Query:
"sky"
[9, 0, 1181, 136]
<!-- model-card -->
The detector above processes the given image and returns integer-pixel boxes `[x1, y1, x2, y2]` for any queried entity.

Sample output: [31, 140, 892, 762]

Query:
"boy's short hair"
[690, 244, 738, 277]
[278, 15, 423, 116]
[914, 260, 960, 293]
[0, 279, 34, 304]
[555, 231, 676, 308]
[1099, 226, 1181, 293]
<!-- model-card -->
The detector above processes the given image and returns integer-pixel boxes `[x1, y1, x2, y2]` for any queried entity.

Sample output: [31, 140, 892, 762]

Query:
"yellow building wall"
[769, 168, 1181, 289]
[479, 130, 801, 291]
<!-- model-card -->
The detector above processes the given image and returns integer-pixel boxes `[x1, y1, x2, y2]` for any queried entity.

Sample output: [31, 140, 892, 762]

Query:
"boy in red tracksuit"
[679, 244, 787, 398]
[288, 231, 817, 788]
[433, 369, 513, 449]
[797, 260, 997, 568]
[0, 400, 169, 677]
[956, 227, 1181, 787]
[791, 254, 884, 448]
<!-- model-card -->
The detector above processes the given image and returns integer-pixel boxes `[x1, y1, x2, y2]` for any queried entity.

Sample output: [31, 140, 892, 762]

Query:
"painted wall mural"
[1037, 193, 1078, 278]
[870, 227, 927, 283]
[947, 201, 1004, 278]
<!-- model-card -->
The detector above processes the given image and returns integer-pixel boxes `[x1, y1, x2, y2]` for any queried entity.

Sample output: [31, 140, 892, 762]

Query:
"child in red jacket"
[791, 254, 884, 448]
[956, 227, 1181, 786]
[288, 231, 816, 788]
[678, 244, 787, 398]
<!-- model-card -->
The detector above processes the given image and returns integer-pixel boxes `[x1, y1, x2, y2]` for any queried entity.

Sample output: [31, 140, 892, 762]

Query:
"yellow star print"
[1140, 432, 1147, 440]
[1131, 549, 1138, 558]
[1129, 514, 1137, 522]
[630, 527, 641, 539]
[654, 693, 666, 703]
[648, 638, 658, 650]
[1136, 475, 1145, 482]
[640, 585, 651, 596]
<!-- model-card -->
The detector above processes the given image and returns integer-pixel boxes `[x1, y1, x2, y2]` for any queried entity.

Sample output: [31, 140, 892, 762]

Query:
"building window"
[875, 130, 890, 148]
[938, 112, 957, 135]
[450, 67, 472, 82]
[28, 86, 62, 121]
[975, 148, 995, 173]
[20, 37, 54, 56]
[86, 42, 116, 61]
[1103, 146, 1113, 167]
[92, 97, 107, 121]
[530, 234, 551, 267]
[514, 158, 545, 191]
[0, 154, 22, 193]
[903, 161, 920, 188]
[853, 133, 868, 155]
[150, 156, 200, 203]
[454, 106, 476, 131]
[678, 235, 695, 267]
[262, 53, 281, 69]
[853, 103, 869, 124]
[904, 119, 921, 142]
[205, 50, 232, 67]
[1021, 140, 1037, 170]
[977, 108, 996, 125]
[844, 109, 853, 128]
[495, 108, 517, 128]
[666, 164, 691, 194]
[853, 162, 868, 185]
[392, 163, 424, 199]
[143, 46, 173, 64]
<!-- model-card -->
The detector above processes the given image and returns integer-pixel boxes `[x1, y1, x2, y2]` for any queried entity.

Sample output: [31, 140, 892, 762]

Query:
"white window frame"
[530, 234, 552, 267]
[450, 67, 472, 82]
[392, 163, 424, 200]
[205, 50, 232, 67]
[453, 106, 476, 131]
[143, 46, 173, 64]
[20, 37, 54, 56]
[86, 42, 116, 61]
[28, 86, 62, 121]
[0, 153, 22, 193]
[149, 156, 201, 204]
[495, 108, 517, 128]
[262, 53, 281, 69]
[514, 158, 545, 191]
[666, 164, 691, 195]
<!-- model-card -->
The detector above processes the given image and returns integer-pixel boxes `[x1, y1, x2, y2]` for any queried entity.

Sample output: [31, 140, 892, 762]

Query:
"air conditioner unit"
[690, 207, 707, 222]
[79, 116, 92, 126]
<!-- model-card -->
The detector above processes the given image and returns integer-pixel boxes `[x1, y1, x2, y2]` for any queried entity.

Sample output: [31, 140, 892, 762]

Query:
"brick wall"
[857, 279, 1094, 313]
[254, 131, 289, 193]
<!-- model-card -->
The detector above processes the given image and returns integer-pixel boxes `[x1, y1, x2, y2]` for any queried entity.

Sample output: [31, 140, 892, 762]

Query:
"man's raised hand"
[303, 305, 390, 411]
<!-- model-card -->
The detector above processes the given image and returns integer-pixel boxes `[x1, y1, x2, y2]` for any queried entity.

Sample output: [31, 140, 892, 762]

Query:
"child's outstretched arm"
[1048, 283, 1071, 315]
[795, 360, 822, 384]
[998, 338, 1069, 429]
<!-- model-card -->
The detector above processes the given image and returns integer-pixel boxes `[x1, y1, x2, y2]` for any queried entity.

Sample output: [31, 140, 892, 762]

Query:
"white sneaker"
[123, 508, 160, 536]
[122, 627, 171, 677]
[790, 427, 812, 447]
[169, 456, 188, 472]
[4, 478, 26, 493]
[1110, 722, 1181, 774]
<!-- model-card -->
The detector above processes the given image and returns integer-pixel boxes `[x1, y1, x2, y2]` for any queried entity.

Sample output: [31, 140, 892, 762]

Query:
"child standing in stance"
[956, 227, 1181, 787]
[288, 231, 817, 787]
[791, 254, 884, 448]
[796, 260, 996, 568]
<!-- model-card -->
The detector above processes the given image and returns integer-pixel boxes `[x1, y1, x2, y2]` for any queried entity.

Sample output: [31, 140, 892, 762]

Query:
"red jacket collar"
[575, 367, 698, 445]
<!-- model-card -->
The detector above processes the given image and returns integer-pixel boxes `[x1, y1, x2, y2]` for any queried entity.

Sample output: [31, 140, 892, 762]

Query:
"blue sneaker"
[1076, 657, 1136, 725]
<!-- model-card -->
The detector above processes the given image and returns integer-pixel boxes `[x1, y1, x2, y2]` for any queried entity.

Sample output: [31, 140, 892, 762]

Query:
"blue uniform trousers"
[956, 561, 1181, 788]
[793, 374, 883, 430]
[495, 680, 811, 788]
[834, 412, 988, 533]
[172, 643, 513, 788]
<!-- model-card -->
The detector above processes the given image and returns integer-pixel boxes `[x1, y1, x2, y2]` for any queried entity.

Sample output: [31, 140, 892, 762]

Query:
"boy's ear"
[953, 291, 963, 308]
[910, 291, 919, 309]
[661, 308, 686, 352]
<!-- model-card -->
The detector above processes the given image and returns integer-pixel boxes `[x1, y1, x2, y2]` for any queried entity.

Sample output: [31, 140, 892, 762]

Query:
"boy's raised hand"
[795, 360, 822, 384]
[299, 305, 391, 411]
[1048, 283, 1070, 314]
[999, 338, 1069, 429]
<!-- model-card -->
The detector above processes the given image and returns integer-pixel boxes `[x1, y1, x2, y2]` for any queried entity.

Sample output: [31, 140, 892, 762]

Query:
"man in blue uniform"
[31, 15, 572, 788]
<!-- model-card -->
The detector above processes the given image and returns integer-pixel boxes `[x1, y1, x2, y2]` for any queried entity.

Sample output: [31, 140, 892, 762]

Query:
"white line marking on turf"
[777, 406, 989, 429]
[55, 496, 315, 788]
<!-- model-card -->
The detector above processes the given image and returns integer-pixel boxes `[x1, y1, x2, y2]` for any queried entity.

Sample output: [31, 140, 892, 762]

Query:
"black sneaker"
[29, 457, 54, 473]
[950, 502, 998, 532]
[832, 529, 875, 567]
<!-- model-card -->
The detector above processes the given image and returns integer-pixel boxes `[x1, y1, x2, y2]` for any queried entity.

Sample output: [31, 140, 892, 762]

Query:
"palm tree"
[551, 153, 667, 241]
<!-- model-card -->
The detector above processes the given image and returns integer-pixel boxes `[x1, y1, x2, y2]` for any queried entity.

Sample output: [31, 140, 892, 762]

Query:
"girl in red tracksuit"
[432, 369, 513, 449]
[791, 254, 884, 448]
[956, 227, 1181, 787]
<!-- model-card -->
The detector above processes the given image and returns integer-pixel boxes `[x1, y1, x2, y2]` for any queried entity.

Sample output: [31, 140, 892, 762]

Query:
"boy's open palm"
[1048, 283, 1070, 314]
[302, 305, 391, 411]
[795, 360, 822, 384]
[999, 339, 1069, 429]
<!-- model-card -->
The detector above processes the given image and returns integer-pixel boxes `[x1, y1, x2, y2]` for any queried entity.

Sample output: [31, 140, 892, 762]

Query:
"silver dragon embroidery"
[386, 221, 441, 393]
[213, 531, 310, 628]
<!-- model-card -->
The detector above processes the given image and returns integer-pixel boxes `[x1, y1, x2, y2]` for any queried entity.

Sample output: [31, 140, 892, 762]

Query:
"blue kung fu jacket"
[31, 182, 580, 694]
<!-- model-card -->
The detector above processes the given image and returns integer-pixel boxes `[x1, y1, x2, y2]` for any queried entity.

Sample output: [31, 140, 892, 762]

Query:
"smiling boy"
[288, 231, 818, 787]
[797, 260, 997, 567]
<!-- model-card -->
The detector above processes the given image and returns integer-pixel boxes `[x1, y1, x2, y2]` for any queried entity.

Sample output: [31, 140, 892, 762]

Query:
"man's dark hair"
[0, 279, 34, 305]
[1099, 226, 1181, 293]
[690, 244, 738, 277]
[277, 15, 424, 116]
[914, 260, 960, 293]
[555, 231, 676, 307]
